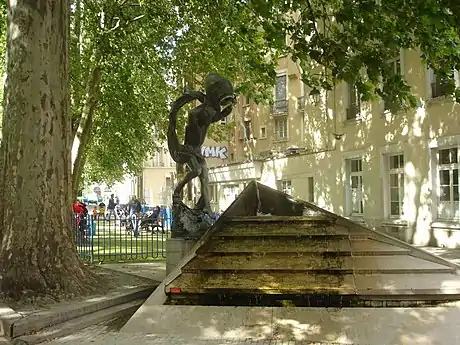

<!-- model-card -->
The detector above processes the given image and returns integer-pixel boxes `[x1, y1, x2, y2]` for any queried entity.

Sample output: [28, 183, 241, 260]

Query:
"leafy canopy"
[70, 0, 281, 186]
[188, 0, 460, 112]
[5, 0, 460, 185]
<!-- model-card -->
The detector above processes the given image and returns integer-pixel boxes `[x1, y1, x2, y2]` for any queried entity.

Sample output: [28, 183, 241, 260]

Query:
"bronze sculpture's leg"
[197, 158, 211, 213]
[173, 156, 201, 201]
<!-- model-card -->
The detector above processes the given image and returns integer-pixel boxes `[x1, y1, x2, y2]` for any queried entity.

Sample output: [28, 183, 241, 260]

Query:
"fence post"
[90, 214, 95, 263]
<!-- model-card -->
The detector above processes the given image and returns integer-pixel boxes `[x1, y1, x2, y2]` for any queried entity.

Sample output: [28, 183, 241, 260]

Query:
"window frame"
[346, 157, 364, 216]
[345, 83, 361, 121]
[274, 117, 288, 141]
[278, 179, 292, 195]
[436, 146, 460, 220]
[260, 126, 267, 139]
[307, 176, 314, 203]
[387, 153, 405, 218]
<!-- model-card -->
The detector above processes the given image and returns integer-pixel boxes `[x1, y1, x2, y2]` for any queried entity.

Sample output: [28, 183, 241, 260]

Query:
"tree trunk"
[0, 1, 98, 298]
[71, 66, 101, 201]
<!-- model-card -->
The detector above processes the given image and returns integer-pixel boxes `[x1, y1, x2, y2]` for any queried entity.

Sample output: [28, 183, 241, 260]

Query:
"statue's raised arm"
[167, 90, 206, 164]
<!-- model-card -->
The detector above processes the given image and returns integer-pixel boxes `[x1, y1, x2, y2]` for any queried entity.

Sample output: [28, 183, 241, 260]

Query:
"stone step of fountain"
[224, 215, 333, 223]
[182, 254, 454, 274]
[166, 271, 460, 297]
[214, 222, 363, 238]
[198, 238, 411, 255]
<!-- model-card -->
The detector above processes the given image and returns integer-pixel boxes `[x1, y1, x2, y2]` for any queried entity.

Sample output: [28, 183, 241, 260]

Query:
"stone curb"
[12, 299, 144, 345]
[0, 284, 156, 338]
[0, 307, 22, 338]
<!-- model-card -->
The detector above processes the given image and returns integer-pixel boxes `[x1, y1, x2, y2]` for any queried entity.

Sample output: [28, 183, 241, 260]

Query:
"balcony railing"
[271, 99, 288, 114]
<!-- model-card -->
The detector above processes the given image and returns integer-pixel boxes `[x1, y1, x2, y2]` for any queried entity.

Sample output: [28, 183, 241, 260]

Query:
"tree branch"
[72, 66, 102, 199]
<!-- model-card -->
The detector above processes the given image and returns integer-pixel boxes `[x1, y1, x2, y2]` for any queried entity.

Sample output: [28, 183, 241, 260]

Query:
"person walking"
[128, 195, 142, 237]
[106, 194, 116, 221]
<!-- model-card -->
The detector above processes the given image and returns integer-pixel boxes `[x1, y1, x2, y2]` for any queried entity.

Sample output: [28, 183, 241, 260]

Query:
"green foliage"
[6, 0, 460, 187]
[71, 0, 280, 187]
[241, 0, 460, 110]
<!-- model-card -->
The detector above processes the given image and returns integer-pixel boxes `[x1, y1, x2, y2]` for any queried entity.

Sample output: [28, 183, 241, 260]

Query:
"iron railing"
[271, 99, 288, 114]
[72, 213, 171, 263]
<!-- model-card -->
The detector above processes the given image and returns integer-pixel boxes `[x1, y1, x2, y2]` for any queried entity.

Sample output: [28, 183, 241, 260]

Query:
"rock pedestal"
[167, 198, 217, 276]
[170, 200, 216, 239]
[165, 238, 197, 276]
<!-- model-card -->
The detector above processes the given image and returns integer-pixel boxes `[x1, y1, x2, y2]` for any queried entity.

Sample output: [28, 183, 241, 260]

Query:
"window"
[428, 69, 449, 98]
[152, 152, 161, 167]
[152, 126, 159, 140]
[389, 57, 402, 75]
[437, 147, 459, 219]
[388, 154, 405, 217]
[208, 184, 218, 202]
[346, 84, 360, 120]
[165, 177, 173, 191]
[273, 74, 288, 113]
[307, 176, 314, 203]
[278, 180, 292, 195]
[275, 74, 287, 100]
[298, 96, 305, 110]
[347, 158, 363, 215]
[383, 57, 402, 111]
[299, 78, 305, 109]
[243, 120, 252, 139]
[274, 118, 288, 140]
[219, 117, 227, 125]
[230, 153, 234, 161]
[243, 95, 250, 106]
[260, 126, 267, 139]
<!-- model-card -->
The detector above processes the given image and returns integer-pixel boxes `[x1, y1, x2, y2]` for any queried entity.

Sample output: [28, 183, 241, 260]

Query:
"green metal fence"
[72, 213, 170, 262]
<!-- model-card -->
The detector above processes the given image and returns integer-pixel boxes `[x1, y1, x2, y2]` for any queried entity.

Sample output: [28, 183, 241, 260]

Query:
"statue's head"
[204, 73, 236, 111]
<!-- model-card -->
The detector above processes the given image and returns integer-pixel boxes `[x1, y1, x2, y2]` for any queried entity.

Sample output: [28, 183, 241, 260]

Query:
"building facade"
[200, 49, 460, 248]
[140, 146, 176, 205]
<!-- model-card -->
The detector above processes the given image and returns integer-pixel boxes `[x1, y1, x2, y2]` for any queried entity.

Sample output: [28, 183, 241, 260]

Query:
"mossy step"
[167, 272, 356, 294]
[182, 254, 453, 274]
[198, 238, 410, 255]
[215, 223, 354, 237]
[224, 215, 333, 223]
[167, 272, 460, 296]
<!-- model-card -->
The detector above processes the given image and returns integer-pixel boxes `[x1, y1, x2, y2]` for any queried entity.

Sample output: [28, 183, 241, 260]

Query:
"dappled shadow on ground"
[422, 247, 460, 264]
[124, 303, 460, 344]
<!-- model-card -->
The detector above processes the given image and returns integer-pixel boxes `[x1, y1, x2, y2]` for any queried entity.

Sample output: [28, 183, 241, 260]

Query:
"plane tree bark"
[0, 0, 98, 298]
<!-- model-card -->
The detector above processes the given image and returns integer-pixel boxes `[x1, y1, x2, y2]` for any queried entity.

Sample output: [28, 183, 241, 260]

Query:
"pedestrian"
[128, 195, 142, 237]
[106, 194, 116, 221]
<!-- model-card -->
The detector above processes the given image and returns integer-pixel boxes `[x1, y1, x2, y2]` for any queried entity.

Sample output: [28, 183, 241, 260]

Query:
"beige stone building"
[200, 50, 460, 248]
[139, 145, 176, 205]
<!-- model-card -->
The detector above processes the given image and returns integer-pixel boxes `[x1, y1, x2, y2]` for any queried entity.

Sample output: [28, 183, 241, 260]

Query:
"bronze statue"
[167, 73, 235, 218]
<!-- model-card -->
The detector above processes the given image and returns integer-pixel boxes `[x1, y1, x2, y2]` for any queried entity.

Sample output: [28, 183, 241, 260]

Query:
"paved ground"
[101, 261, 166, 283]
[422, 247, 460, 264]
[45, 333, 364, 344]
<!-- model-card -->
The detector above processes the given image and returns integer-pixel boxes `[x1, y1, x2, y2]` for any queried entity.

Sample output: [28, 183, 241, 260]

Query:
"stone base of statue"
[165, 237, 197, 275]
[170, 199, 216, 239]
